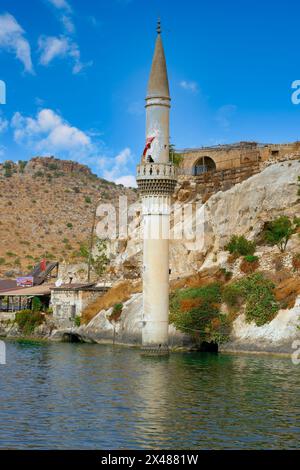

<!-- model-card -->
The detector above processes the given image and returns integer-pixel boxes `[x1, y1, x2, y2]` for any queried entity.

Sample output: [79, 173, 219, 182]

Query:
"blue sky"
[0, 0, 300, 186]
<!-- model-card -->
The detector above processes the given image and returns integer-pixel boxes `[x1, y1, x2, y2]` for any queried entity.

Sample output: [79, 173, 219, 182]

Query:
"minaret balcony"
[136, 162, 177, 195]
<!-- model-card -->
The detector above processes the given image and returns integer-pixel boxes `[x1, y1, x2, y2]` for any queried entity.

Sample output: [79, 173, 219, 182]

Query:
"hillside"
[0, 156, 138, 278]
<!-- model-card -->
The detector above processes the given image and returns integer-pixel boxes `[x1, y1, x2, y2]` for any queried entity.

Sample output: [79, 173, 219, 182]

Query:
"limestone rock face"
[204, 160, 300, 255]
[112, 161, 300, 278]
[221, 297, 300, 354]
[76, 293, 191, 348]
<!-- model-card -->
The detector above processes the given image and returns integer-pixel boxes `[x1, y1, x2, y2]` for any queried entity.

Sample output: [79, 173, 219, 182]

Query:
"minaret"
[136, 20, 177, 355]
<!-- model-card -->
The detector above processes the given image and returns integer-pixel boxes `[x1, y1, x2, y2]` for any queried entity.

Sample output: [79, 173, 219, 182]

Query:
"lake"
[0, 341, 299, 449]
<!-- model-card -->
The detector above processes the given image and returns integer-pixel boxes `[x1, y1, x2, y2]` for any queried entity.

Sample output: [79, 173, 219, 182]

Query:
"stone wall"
[178, 161, 260, 202]
[51, 288, 107, 328]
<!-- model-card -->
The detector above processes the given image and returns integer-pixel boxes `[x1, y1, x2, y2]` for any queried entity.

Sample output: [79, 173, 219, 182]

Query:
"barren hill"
[0, 156, 138, 278]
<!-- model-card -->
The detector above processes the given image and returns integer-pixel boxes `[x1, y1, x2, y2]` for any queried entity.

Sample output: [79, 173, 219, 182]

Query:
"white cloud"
[0, 112, 8, 133]
[180, 80, 199, 93]
[216, 105, 237, 129]
[46, 0, 75, 34]
[87, 16, 101, 28]
[103, 147, 137, 187]
[10, 107, 136, 186]
[61, 14, 75, 33]
[47, 0, 72, 12]
[11, 108, 92, 157]
[43, 0, 92, 73]
[38, 35, 91, 74]
[38, 36, 69, 64]
[114, 175, 136, 187]
[0, 13, 33, 73]
[115, 147, 131, 165]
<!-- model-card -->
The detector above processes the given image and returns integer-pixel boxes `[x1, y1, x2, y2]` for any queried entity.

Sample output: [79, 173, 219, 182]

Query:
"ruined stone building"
[177, 141, 300, 202]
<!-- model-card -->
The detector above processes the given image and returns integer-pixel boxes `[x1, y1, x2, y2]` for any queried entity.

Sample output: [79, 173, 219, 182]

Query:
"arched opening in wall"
[198, 341, 219, 353]
[62, 333, 83, 343]
[193, 156, 216, 176]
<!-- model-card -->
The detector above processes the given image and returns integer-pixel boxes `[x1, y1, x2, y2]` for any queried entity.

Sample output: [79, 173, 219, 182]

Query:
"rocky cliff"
[111, 161, 300, 277]
[90, 160, 300, 354]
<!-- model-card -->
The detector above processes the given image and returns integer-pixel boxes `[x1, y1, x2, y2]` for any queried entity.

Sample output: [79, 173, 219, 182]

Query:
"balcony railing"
[136, 162, 177, 180]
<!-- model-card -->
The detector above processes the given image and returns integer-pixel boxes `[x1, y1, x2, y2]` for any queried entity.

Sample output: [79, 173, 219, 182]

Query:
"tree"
[92, 239, 109, 277]
[80, 238, 109, 279]
[169, 143, 183, 167]
[264, 216, 294, 253]
[3, 161, 12, 178]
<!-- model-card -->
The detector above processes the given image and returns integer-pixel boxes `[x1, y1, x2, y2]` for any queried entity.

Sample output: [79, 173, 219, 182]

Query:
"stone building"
[51, 283, 108, 328]
[179, 141, 300, 175]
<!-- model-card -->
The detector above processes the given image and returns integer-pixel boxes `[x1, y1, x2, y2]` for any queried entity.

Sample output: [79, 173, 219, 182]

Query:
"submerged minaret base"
[137, 21, 177, 356]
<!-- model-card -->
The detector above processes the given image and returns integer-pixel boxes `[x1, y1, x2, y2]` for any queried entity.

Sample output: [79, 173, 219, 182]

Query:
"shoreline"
[1, 333, 295, 358]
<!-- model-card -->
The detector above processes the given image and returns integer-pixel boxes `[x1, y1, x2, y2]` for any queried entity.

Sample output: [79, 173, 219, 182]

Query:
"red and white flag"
[143, 136, 155, 158]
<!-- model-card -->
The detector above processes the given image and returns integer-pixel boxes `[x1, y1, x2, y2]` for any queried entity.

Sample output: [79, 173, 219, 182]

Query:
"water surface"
[0, 341, 299, 449]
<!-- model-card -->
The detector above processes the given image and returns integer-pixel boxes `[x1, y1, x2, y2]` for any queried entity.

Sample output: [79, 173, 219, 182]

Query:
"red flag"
[143, 136, 155, 158]
[40, 259, 47, 272]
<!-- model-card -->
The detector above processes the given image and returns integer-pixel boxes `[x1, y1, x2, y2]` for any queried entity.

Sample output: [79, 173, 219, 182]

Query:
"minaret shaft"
[136, 23, 177, 355]
[146, 98, 170, 163]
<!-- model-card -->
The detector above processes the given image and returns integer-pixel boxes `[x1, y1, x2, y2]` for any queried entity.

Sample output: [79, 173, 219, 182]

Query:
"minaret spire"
[147, 20, 170, 101]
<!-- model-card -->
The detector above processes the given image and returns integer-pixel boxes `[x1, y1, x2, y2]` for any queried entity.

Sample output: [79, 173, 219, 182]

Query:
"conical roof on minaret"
[147, 20, 170, 99]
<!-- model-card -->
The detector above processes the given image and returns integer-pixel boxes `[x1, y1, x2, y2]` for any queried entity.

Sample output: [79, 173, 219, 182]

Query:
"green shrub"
[293, 216, 300, 228]
[169, 283, 230, 344]
[109, 303, 123, 323]
[33, 171, 44, 178]
[264, 216, 294, 252]
[15, 310, 44, 335]
[66, 223, 73, 229]
[223, 273, 279, 326]
[0, 257, 5, 265]
[18, 160, 27, 173]
[219, 267, 233, 280]
[225, 235, 256, 257]
[32, 297, 42, 312]
[222, 283, 243, 307]
[244, 255, 259, 263]
[47, 163, 58, 171]
[84, 196, 92, 204]
[74, 316, 81, 327]
[3, 162, 12, 178]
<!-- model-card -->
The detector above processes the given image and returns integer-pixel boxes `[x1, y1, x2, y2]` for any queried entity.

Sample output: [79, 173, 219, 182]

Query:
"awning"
[1, 285, 52, 297]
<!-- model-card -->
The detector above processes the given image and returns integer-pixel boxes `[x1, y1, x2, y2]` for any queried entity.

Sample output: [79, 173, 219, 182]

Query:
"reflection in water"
[0, 342, 299, 449]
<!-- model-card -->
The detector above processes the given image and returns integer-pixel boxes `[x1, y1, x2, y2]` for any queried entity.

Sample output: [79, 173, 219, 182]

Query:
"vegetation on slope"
[223, 273, 279, 326]
[169, 283, 230, 344]
[82, 280, 141, 324]
[15, 310, 45, 335]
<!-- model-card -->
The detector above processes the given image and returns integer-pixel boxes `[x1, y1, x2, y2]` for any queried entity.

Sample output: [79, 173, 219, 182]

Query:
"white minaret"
[136, 20, 177, 355]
